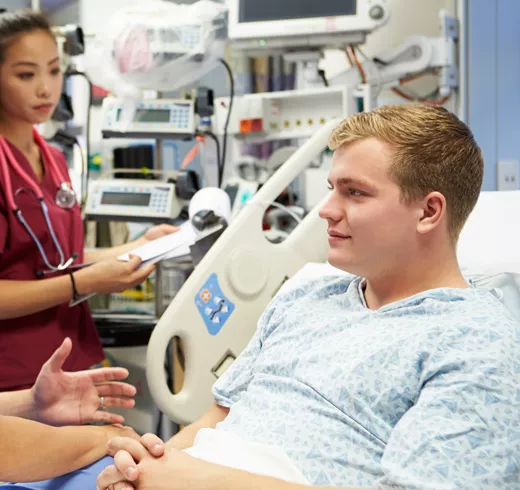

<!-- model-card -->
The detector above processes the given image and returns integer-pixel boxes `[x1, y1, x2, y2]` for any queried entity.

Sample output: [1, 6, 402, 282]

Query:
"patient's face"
[319, 137, 420, 277]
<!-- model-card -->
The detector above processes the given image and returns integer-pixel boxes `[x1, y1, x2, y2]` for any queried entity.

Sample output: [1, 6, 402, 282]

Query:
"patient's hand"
[97, 433, 165, 489]
[97, 439, 224, 490]
[32, 337, 136, 426]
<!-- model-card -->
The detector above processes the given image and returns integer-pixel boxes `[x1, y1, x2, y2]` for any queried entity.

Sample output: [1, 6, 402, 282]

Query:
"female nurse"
[0, 10, 176, 391]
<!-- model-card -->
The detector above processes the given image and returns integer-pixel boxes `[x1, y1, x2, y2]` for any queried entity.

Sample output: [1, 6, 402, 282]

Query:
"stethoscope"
[0, 129, 78, 275]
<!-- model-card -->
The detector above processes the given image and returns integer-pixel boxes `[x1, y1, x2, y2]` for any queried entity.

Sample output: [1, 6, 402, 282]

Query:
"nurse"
[0, 10, 176, 391]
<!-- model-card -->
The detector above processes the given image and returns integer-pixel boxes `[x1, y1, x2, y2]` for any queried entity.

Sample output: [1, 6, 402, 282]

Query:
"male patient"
[99, 104, 519, 489]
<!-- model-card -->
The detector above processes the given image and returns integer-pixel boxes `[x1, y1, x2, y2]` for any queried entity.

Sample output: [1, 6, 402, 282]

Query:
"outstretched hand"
[31, 337, 136, 426]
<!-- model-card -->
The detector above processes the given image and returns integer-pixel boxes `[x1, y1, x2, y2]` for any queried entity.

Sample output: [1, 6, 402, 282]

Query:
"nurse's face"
[319, 137, 422, 278]
[0, 29, 62, 125]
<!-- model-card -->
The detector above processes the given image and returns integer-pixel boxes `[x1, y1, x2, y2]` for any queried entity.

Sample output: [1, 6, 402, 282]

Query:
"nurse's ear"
[416, 191, 447, 236]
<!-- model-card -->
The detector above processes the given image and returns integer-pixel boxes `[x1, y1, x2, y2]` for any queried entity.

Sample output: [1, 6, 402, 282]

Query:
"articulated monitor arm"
[331, 10, 458, 108]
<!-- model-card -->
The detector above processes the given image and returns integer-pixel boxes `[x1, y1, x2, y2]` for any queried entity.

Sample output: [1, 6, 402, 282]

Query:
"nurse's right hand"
[74, 255, 156, 296]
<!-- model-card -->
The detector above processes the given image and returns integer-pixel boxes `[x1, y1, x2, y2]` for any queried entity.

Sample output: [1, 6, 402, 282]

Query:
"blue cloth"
[0, 456, 113, 490]
[213, 274, 520, 489]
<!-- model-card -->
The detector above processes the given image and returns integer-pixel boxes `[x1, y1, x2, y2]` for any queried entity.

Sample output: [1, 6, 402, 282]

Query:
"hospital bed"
[147, 118, 520, 425]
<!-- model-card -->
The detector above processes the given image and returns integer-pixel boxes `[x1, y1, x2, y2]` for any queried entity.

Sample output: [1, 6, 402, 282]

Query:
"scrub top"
[0, 138, 104, 391]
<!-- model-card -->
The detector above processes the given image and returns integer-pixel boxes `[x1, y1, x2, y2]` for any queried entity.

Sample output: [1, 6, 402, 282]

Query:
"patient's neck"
[363, 242, 468, 310]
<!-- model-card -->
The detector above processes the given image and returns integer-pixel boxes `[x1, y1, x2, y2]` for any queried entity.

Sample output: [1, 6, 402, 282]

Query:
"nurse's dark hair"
[0, 9, 54, 64]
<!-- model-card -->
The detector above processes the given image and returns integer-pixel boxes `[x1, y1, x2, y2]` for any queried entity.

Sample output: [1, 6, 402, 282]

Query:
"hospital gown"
[213, 274, 520, 489]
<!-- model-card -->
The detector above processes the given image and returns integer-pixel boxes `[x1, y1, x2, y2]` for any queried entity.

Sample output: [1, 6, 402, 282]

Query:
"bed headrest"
[457, 190, 520, 274]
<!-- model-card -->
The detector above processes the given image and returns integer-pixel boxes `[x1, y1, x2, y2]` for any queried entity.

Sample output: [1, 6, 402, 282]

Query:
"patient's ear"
[416, 191, 446, 235]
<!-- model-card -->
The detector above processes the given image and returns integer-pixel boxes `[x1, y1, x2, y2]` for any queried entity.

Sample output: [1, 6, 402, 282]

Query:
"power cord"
[218, 58, 234, 187]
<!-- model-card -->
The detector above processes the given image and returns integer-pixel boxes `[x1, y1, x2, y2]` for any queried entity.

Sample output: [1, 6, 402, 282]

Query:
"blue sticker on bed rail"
[195, 273, 235, 335]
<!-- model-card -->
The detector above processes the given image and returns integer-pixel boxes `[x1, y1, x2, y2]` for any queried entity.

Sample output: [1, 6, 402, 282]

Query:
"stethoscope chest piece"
[56, 183, 77, 209]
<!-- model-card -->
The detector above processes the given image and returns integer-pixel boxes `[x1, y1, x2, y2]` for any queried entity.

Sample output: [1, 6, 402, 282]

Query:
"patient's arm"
[1, 415, 137, 483]
[165, 402, 229, 450]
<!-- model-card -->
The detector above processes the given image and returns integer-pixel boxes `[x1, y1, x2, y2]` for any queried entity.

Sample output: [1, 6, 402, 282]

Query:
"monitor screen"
[238, 0, 357, 23]
[101, 192, 152, 207]
[134, 109, 171, 123]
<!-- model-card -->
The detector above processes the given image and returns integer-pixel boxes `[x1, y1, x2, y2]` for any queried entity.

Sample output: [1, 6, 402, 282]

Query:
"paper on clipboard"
[117, 221, 197, 267]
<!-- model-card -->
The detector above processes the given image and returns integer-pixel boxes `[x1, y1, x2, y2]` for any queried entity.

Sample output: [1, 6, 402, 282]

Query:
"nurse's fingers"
[128, 264, 156, 285]
[96, 464, 132, 490]
[95, 381, 137, 398]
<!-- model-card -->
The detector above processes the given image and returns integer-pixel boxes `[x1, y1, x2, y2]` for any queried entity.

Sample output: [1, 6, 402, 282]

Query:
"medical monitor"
[228, 0, 389, 52]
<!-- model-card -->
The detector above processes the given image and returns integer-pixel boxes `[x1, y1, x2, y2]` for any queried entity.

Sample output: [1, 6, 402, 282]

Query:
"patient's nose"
[319, 195, 342, 222]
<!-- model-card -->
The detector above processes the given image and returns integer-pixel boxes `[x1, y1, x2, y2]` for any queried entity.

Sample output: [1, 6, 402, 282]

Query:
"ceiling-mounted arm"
[331, 10, 458, 99]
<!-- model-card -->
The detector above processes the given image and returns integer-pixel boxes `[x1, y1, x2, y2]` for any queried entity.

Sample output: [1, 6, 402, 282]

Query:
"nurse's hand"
[74, 255, 156, 295]
[143, 224, 178, 242]
[32, 337, 137, 426]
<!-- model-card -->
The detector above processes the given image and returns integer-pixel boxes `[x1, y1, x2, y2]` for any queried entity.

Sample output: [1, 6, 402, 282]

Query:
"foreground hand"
[32, 337, 136, 426]
[98, 441, 223, 490]
[97, 433, 164, 489]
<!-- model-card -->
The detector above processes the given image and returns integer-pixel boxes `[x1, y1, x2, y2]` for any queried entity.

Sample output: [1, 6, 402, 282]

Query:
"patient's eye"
[348, 188, 363, 196]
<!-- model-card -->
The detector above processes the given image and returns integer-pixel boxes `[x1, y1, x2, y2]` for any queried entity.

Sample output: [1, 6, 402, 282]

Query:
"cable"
[218, 58, 234, 187]
[66, 70, 92, 206]
[256, 200, 303, 225]
[349, 45, 366, 83]
[318, 69, 329, 87]
[344, 48, 354, 67]
[391, 87, 451, 105]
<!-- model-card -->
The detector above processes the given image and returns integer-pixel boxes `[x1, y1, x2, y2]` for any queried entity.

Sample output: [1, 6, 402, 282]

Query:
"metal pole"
[154, 138, 165, 319]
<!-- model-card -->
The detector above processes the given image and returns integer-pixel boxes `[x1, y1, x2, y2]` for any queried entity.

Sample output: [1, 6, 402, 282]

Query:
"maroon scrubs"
[0, 139, 104, 391]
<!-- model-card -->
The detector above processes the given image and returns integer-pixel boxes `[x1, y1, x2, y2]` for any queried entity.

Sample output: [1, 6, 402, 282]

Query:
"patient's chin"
[327, 252, 358, 274]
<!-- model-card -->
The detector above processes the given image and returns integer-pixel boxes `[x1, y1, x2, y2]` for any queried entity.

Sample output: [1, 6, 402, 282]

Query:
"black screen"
[239, 0, 357, 23]
[134, 109, 171, 123]
[101, 192, 151, 207]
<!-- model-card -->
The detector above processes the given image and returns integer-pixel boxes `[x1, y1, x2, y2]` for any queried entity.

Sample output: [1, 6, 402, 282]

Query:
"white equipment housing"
[101, 97, 195, 140]
[146, 120, 337, 424]
[228, 0, 389, 51]
[84, 179, 183, 223]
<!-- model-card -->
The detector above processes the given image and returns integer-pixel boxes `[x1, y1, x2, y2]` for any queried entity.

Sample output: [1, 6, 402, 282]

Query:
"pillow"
[467, 272, 520, 321]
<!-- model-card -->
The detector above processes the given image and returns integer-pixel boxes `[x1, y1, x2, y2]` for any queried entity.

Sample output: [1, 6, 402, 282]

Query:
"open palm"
[31, 338, 136, 426]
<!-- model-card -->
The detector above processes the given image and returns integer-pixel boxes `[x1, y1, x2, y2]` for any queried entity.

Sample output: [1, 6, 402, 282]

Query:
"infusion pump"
[101, 97, 195, 139]
[85, 179, 184, 223]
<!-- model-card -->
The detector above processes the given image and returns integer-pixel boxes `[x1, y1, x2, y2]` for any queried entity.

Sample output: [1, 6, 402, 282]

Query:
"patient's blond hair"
[328, 104, 484, 242]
